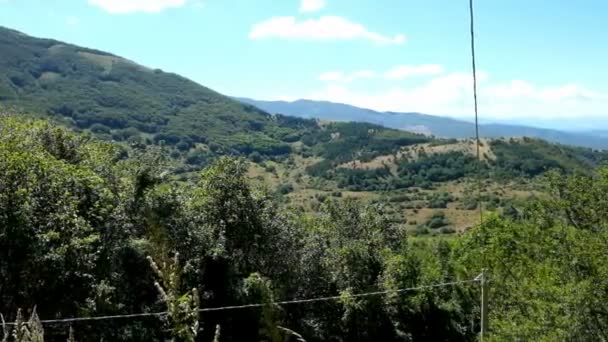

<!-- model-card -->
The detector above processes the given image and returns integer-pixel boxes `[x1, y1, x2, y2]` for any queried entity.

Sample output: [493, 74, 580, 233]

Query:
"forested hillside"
[0, 26, 436, 170]
[2, 114, 608, 341]
[2, 26, 608, 234]
[2, 25, 608, 341]
[0, 26, 295, 157]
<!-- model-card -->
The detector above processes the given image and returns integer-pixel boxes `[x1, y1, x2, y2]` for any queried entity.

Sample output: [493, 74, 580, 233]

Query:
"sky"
[1, 0, 607, 129]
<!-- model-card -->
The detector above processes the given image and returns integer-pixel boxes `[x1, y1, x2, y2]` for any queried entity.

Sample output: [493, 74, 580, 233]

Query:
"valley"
[1, 26, 606, 234]
[2, 24, 608, 341]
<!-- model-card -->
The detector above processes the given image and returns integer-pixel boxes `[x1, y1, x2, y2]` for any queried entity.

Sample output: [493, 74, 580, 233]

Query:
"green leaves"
[454, 168, 608, 340]
[6, 113, 608, 341]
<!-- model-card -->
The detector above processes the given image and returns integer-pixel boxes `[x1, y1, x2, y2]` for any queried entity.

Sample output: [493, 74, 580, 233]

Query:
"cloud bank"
[249, 16, 405, 45]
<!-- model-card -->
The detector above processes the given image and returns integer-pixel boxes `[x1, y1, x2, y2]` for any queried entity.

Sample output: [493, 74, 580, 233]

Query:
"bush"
[112, 127, 140, 141]
[415, 226, 430, 235]
[277, 183, 294, 195]
[249, 151, 263, 163]
[439, 227, 456, 234]
[185, 149, 213, 165]
[389, 194, 410, 203]
[461, 197, 478, 210]
[426, 211, 449, 229]
[176, 140, 193, 151]
[90, 123, 111, 134]
[427, 192, 454, 209]
[154, 132, 181, 145]
[427, 217, 448, 229]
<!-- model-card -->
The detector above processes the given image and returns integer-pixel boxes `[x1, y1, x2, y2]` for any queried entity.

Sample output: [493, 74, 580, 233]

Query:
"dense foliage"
[3, 26, 608, 341]
[456, 169, 608, 340]
[489, 138, 608, 178]
[0, 117, 476, 341]
[3, 116, 608, 341]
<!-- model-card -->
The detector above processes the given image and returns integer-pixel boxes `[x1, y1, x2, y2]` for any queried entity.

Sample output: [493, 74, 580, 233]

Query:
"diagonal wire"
[469, 0, 484, 225]
[199, 278, 480, 312]
[1, 278, 480, 326]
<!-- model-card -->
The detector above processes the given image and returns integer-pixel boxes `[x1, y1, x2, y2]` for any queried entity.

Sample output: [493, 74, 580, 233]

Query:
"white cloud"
[249, 16, 405, 45]
[66, 16, 79, 26]
[319, 70, 376, 82]
[351, 70, 376, 79]
[319, 71, 344, 81]
[319, 64, 444, 84]
[300, 0, 325, 12]
[88, 0, 187, 14]
[384, 64, 444, 80]
[307, 71, 483, 115]
[483, 80, 535, 98]
[479, 82, 607, 119]
[484, 81, 603, 103]
[291, 70, 607, 120]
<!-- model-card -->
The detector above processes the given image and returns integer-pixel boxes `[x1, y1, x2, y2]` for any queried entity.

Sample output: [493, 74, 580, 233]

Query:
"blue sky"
[1, 0, 607, 129]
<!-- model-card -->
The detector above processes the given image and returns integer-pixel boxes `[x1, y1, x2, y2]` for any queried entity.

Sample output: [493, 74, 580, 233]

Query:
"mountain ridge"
[236, 97, 608, 149]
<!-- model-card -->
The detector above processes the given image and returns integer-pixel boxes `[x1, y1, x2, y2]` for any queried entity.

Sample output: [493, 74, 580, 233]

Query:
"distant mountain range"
[236, 98, 608, 150]
[1, 24, 606, 152]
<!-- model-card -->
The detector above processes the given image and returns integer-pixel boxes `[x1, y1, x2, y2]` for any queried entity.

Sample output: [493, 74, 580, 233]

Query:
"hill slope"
[3, 26, 608, 233]
[236, 97, 608, 149]
[0, 26, 298, 155]
[0, 26, 432, 168]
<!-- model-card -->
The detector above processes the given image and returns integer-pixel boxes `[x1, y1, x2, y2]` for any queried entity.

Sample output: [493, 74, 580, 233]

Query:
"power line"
[200, 278, 479, 312]
[1, 278, 480, 326]
[469, 0, 483, 225]
[468, 2, 489, 339]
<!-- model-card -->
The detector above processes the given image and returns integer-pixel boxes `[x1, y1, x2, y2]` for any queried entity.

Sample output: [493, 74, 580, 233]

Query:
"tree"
[455, 168, 608, 340]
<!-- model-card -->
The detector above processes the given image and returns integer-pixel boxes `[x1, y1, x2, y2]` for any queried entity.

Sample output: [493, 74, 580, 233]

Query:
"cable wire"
[469, 0, 484, 225]
[1, 278, 480, 326]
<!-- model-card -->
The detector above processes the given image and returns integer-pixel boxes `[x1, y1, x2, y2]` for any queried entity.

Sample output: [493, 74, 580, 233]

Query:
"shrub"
[415, 226, 430, 235]
[461, 197, 478, 210]
[112, 127, 140, 141]
[439, 227, 456, 234]
[277, 183, 294, 195]
[90, 123, 111, 134]
[426, 211, 449, 229]
[249, 151, 263, 163]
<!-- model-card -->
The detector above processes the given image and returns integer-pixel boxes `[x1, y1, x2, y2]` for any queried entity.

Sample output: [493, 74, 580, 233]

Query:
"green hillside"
[0, 26, 281, 153]
[3, 25, 608, 341]
[0, 26, 432, 169]
[2, 26, 608, 234]
[2, 114, 608, 341]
